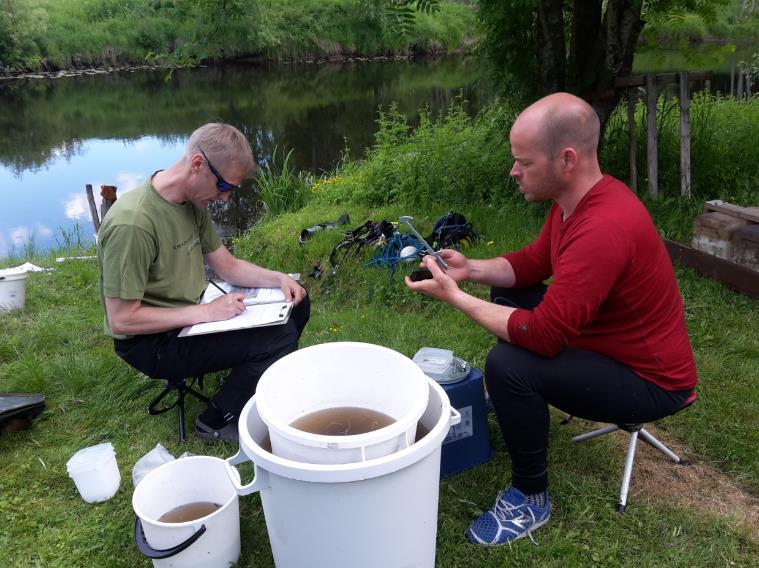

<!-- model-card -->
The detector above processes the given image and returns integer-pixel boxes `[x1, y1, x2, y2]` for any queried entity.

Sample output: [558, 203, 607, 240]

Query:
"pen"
[209, 281, 227, 295]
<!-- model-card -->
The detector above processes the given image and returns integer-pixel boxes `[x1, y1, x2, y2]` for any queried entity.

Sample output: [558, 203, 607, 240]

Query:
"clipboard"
[201, 281, 287, 306]
[178, 301, 292, 338]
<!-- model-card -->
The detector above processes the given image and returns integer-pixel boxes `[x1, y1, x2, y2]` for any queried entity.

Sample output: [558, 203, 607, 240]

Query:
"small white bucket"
[132, 456, 240, 568]
[227, 376, 460, 568]
[66, 442, 121, 503]
[255, 342, 429, 464]
[0, 267, 28, 312]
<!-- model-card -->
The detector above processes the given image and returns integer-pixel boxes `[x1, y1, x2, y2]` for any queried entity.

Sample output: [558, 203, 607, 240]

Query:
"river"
[1, 44, 755, 258]
[0, 56, 491, 258]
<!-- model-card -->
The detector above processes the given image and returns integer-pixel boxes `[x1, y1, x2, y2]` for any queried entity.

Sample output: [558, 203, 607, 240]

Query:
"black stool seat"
[147, 376, 209, 442]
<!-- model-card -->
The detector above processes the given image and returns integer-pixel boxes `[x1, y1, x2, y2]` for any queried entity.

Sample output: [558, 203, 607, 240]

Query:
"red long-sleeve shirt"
[504, 175, 697, 392]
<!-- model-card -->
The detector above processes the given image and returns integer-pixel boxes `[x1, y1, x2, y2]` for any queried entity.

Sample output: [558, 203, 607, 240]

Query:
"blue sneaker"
[466, 487, 550, 546]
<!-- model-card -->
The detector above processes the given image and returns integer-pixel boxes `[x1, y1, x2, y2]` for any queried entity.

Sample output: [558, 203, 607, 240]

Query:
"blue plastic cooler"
[439, 368, 493, 477]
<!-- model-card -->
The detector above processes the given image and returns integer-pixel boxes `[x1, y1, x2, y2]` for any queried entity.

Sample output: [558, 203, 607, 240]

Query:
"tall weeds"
[256, 147, 313, 218]
[314, 94, 759, 241]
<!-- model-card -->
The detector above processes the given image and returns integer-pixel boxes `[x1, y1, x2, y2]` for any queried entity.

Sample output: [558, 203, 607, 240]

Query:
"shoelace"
[494, 500, 541, 547]
[493, 493, 522, 519]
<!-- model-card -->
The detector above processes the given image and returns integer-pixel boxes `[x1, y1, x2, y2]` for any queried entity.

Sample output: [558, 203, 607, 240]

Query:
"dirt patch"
[607, 424, 759, 531]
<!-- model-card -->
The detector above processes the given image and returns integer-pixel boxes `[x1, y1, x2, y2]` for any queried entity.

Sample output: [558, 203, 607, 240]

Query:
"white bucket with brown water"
[254, 342, 430, 464]
[132, 456, 240, 568]
[226, 375, 460, 568]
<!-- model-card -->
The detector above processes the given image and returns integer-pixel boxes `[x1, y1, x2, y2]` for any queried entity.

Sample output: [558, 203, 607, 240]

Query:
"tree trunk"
[571, 0, 603, 91]
[535, 0, 566, 95]
[581, 0, 644, 133]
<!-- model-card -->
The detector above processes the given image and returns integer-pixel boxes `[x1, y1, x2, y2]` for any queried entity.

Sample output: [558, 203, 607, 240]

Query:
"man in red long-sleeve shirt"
[406, 92, 697, 546]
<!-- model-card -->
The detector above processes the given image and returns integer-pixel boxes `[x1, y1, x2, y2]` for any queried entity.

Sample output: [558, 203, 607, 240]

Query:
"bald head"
[512, 93, 600, 160]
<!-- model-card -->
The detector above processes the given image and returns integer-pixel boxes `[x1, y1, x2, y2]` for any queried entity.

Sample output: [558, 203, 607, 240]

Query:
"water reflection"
[0, 57, 490, 257]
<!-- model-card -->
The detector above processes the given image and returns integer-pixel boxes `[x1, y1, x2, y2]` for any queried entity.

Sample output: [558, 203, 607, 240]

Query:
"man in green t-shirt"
[97, 123, 310, 442]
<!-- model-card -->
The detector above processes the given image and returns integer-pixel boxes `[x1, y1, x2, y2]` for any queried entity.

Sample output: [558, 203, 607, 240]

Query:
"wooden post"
[85, 184, 101, 233]
[100, 185, 118, 222]
[627, 88, 637, 193]
[679, 72, 691, 198]
[646, 74, 658, 197]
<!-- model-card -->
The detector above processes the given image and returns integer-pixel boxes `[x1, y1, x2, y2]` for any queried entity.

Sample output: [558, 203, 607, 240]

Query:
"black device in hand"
[409, 268, 433, 282]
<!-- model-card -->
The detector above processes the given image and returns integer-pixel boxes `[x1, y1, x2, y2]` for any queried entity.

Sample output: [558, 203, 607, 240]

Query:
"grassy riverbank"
[1, 96, 757, 565]
[0, 0, 476, 73]
[640, 0, 759, 46]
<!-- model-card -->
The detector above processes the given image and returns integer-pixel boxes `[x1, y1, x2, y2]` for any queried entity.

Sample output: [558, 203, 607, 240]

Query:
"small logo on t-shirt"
[519, 323, 529, 334]
[174, 235, 201, 255]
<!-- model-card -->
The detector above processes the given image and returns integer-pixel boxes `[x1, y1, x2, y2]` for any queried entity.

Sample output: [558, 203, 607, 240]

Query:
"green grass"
[1, 0, 477, 72]
[1, 198, 757, 566]
[1, 96, 758, 565]
[641, 0, 759, 46]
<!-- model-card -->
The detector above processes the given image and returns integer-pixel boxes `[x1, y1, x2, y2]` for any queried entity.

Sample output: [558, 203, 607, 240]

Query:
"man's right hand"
[204, 292, 247, 321]
[435, 249, 470, 282]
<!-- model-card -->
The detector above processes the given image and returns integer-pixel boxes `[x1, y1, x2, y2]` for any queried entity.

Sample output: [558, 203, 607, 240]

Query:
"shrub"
[316, 99, 514, 208]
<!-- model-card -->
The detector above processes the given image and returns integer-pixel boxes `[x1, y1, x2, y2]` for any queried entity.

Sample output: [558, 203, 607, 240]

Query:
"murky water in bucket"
[290, 407, 395, 436]
[261, 419, 432, 452]
[158, 501, 222, 523]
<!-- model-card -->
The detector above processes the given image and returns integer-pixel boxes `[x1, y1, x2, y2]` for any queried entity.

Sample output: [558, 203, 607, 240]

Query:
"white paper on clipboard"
[178, 301, 292, 337]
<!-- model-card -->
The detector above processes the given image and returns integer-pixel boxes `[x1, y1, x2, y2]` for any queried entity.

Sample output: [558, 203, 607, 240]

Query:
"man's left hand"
[404, 255, 461, 302]
[279, 273, 307, 304]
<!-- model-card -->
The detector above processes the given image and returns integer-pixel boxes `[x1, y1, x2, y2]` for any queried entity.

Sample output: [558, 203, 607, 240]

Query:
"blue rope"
[363, 232, 421, 277]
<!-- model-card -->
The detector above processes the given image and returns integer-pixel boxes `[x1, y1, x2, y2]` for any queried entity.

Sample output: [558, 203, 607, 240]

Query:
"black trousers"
[486, 285, 691, 495]
[114, 295, 310, 420]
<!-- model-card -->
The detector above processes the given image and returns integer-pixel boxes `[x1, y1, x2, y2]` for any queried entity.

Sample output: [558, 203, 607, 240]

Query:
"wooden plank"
[665, 239, 759, 298]
[646, 74, 658, 197]
[704, 200, 759, 223]
[99, 185, 118, 222]
[85, 184, 100, 233]
[615, 71, 711, 88]
[679, 72, 691, 198]
[627, 89, 637, 193]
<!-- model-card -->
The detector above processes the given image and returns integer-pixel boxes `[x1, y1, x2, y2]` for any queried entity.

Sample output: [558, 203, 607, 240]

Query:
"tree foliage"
[364, 0, 441, 36]
[0, 0, 47, 71]
[477, 0, 728, 130]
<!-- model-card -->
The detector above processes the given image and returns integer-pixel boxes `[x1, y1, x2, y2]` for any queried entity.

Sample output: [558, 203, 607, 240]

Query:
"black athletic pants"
[486, 285, 691, 495]
[114, 295, 310, 420]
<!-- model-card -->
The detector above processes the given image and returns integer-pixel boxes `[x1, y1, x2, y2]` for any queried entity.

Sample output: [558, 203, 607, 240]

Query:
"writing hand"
[205, 292, 247, 321]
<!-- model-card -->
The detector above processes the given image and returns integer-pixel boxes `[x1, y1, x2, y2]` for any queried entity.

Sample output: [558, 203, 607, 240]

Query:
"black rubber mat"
[0, 394, 45, 432]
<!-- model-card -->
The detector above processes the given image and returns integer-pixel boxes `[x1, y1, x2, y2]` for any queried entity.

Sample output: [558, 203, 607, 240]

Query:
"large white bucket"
[0, 268, 27, 312]
[226, 377, 460, 568]
[255, 342, 430, 464]
[132, 456, 241, 568]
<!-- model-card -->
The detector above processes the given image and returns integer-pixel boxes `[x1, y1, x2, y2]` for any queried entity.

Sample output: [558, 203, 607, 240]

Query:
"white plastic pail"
[255, 342, 430, 464]
[132, 456, 240, 568]
[226, 376, 460, 568]
[66, 442, 121, 503]
[0, 268, 27, 312]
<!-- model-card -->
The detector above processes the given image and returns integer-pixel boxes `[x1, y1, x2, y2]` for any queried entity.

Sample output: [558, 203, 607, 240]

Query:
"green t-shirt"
[97, 176, 222, 338]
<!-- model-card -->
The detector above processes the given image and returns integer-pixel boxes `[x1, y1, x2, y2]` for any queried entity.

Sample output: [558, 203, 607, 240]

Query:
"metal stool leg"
[618, 430, 639, 512]
[638, 428, 682, 463]
[147, 376, 208, 442]
[177, 387, 187, 442]
[572, 424, 620, 443]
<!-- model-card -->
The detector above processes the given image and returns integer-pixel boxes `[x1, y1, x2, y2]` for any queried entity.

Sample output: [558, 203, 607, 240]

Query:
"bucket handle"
[224, 449, 271, 496]
[134, 517, 206, 560]
[449, 407, 461, 426]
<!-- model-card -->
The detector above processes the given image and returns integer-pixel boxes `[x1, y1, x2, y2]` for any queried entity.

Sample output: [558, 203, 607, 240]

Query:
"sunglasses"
[197, 147, 241, 192]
